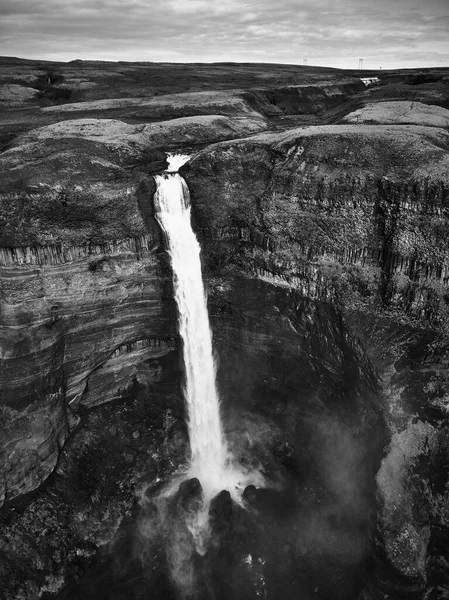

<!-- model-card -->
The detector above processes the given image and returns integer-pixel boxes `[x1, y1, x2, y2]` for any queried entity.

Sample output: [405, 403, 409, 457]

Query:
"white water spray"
[153, 154, 261, 507]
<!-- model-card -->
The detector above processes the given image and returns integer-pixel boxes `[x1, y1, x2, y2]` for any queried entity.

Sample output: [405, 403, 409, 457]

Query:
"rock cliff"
[184, 112, 449, 598]
[185, 122, 449, 317]
[0, 116, 184, 507]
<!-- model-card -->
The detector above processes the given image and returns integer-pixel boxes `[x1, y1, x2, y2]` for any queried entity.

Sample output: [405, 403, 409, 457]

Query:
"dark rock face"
[185, 124, 449, 341]
[0, 233, 177, 504]
[184, 121, 449, 598]
[208, 279, 385, 600]
[0, 356, 187, 600]
[244, 79, 364, 117]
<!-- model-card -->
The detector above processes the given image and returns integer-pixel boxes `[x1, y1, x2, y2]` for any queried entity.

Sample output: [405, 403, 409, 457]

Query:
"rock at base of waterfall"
[209, 490, 233, 534]
[243, 484, 258, 505]
[146, 149, 169, 173]
[173, 477, 204, 514]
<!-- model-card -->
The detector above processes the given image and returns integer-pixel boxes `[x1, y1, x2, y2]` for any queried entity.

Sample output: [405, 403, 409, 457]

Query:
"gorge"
[1, 58, 449, 600]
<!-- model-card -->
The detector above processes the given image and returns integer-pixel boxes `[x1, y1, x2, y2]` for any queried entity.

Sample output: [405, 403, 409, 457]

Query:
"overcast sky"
[1, 0, 448, 69]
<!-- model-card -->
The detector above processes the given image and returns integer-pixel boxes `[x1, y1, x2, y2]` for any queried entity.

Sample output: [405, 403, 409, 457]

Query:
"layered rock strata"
[0, 117, 182, 506]
[185, 123, 449, 320]
[184, 118, 449, 598]
[0, 232, 177, 505]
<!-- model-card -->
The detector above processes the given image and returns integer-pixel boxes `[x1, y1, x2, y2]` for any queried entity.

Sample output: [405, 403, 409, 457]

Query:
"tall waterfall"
[153, 154, 255, 503]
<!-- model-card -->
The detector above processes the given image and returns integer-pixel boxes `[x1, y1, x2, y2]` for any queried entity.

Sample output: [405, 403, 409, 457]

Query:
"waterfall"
[153, 154, 259, 504]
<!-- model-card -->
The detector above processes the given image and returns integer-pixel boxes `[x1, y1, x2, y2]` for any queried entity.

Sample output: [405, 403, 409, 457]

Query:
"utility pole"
[358, 58, 363, 70]
[303, 58, 307, 66]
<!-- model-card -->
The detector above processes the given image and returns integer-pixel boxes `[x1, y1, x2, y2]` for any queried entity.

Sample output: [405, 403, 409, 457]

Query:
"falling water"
[153, 154, 260, 506]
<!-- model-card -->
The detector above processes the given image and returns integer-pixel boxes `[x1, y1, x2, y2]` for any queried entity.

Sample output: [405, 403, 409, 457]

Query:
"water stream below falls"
[153, 154, 262, 508]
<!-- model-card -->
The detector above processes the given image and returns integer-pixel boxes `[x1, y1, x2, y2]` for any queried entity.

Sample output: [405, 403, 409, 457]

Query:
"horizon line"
[1, 55, 448, 72]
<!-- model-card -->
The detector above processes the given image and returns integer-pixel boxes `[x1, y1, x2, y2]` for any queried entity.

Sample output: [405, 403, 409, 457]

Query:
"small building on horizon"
[360, 77, 381, 87]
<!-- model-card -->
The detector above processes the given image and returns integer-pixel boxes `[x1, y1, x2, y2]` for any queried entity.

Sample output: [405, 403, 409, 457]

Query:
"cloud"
[0, 0, 448, 68]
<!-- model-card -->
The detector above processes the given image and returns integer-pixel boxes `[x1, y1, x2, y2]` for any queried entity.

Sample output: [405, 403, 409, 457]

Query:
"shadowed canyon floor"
[1, 58, 449, 600]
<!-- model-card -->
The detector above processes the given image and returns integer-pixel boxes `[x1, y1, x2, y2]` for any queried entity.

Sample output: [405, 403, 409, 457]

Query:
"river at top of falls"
[153, 153, 262, 505]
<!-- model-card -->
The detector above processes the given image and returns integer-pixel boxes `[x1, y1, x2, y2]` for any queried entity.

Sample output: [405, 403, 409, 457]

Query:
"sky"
[0, 0, 448, 69]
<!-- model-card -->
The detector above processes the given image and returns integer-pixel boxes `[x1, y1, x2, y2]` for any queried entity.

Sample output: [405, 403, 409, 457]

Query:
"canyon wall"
[0, 232, 177, 504]
[0, 121, 183, 507]
[184, 119, 449, 598]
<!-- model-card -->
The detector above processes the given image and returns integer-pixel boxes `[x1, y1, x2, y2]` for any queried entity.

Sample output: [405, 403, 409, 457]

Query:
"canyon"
[1, 57, 449, 599]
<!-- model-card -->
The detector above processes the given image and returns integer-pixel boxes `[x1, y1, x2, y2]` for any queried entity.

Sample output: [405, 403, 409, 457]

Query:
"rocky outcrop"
[0, 84, 37, 105]
[343, 100, 449, 127]
[244, 78, 364, 116]
[0, 100, 389, 600]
